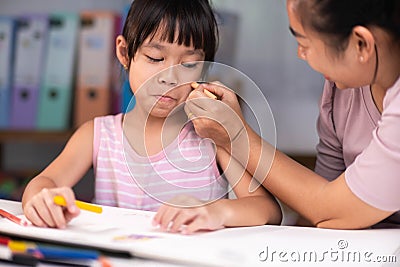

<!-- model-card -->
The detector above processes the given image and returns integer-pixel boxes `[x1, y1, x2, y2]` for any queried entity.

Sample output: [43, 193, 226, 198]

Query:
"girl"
[22, 0, 281, 233]
[184, 0, 400, 229]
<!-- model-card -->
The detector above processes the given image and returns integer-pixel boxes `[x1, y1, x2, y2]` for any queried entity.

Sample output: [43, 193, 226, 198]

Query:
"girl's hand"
[185, 82, 246, 151]
[153, 195, 226, 235]
[23, 187, 80, 228]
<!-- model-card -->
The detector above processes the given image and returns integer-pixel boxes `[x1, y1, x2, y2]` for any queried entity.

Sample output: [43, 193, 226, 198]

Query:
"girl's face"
[286, 2, 376, 89]
[126, 29, 205, 118]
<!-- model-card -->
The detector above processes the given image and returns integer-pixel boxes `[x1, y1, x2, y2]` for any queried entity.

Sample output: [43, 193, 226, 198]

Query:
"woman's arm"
[185, 83, 394, 229]
[22, 120, 94, 228]
[272, 152, 393, 229]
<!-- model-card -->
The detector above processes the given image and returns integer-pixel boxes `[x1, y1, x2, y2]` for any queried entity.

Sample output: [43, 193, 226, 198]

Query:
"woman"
[184, 0, 400, 229]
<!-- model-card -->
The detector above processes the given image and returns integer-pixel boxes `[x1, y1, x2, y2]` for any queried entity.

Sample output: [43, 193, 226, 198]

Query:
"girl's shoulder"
[93, 113, 124, 134]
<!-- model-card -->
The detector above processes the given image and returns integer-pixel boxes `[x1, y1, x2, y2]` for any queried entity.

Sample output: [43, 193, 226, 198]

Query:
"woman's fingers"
[185, 82, 246, 149]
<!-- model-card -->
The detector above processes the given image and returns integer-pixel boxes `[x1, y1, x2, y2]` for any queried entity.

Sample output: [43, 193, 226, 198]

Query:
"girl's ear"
[351, 26, 375, 64]
[116, 35, 129, 69]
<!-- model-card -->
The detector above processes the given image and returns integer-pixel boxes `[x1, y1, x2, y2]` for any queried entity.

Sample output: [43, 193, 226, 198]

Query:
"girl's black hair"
[122, 0, 218, 67]
[293, 0, 400, 51]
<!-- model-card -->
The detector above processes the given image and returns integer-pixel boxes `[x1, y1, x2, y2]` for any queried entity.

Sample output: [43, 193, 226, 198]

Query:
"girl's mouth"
[155, 95, 176, 103]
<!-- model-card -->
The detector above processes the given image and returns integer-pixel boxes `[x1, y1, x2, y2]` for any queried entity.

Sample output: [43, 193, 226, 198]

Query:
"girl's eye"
[181, 62, 198, 69]
[146, 55, 163, 62]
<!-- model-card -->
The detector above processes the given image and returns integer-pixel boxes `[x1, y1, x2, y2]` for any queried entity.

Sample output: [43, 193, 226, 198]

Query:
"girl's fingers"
[183, 216, 207, 235]
[35, 197, 57, 228]
[41, 188, 69, 228]
[24, 204, 46, 227]
[184, 215, 225, 235]
[26, 187, 79, 228]
[54, 187, 78, 214]
[169, 210, 197, 233]
[159, 208, 179, 231]
[153, 205, 167, 226]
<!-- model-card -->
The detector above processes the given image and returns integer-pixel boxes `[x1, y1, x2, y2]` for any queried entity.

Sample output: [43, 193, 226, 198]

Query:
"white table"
[0, 199, 399, 267]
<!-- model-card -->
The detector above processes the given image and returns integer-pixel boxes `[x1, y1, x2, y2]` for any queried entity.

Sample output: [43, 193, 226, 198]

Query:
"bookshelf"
[0, 0, 130, 201]
[0, 130, 73, 143]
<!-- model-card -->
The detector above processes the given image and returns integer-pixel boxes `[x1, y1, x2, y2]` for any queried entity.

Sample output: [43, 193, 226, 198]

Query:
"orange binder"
[73, 11, 119, 128]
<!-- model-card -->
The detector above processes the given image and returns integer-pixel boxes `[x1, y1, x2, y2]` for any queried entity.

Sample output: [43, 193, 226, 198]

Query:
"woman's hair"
[122, 0, 218, 67]
[292, 0, 400, 52]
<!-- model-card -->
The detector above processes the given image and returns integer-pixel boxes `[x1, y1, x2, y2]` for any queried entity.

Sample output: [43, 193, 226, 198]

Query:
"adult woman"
[185, 0, 400, 229]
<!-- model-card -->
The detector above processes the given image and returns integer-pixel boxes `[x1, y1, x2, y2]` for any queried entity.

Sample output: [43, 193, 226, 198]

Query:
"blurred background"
[0, 0, 323, 202]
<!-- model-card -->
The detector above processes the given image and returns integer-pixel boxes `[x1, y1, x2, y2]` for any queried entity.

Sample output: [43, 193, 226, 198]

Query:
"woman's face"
[286, 1, 375, 89]
[128, 29, 205, 118]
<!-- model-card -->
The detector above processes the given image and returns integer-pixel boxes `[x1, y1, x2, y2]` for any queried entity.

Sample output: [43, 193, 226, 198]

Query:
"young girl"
[22, 0, 281, 233]
[184, 0, 399, 229]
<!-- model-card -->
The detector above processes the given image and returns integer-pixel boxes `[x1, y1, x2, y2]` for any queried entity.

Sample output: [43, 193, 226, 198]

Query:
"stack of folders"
[10, 15, 48, 130]
[73, 11, 121, 128]
[0, 17, 15, 129]
[0, 10, 126, 131]
[36, 14, 79, 130]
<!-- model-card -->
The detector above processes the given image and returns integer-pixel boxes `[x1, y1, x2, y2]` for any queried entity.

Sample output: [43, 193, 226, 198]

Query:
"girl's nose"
[158, 67, 178, 86]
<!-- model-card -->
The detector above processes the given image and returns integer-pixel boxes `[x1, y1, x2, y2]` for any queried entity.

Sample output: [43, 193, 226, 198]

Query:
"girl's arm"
[213, 147, 282, 227]
[152, 147, 282, 234]
[21, 120, 94, 228]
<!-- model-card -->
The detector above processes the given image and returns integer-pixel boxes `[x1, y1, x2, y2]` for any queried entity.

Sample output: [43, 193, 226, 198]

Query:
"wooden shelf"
[0, 130, 74, 143]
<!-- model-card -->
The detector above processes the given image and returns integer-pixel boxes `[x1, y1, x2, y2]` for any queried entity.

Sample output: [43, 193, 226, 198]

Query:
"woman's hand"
[23, 187, 80, 228]
[185, 82, 246, 151]
[152, 195, 226, 235]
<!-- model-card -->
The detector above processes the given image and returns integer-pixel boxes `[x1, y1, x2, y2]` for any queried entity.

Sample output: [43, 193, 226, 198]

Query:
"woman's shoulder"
[383, 76, 400, 110]
[319, 80, 372, 120]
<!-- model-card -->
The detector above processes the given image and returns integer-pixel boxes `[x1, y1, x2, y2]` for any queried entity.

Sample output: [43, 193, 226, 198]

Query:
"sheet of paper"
[0, 200, 399, 267]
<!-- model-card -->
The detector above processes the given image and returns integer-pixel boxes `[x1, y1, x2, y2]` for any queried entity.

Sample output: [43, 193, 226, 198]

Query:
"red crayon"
[0, 209, 29, 226]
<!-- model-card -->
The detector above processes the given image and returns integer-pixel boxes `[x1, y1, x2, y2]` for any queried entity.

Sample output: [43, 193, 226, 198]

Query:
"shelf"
[0, 130, 74, 143]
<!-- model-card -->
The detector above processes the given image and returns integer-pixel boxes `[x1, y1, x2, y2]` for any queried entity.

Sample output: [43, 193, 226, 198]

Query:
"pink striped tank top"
[93, 113, 228, 211]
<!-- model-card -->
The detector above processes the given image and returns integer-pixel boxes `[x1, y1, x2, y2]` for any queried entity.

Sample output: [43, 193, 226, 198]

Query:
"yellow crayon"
[203, 88, 218, 100]
[53, 196, 103, 214]
[190, 82, 218, 100]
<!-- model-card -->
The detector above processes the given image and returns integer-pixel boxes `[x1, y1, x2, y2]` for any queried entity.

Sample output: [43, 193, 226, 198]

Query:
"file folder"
[10, 15, 48, 129]
[74, 12, 119, 127]
[37, 13, 78, 130]
[0, 17, 15, 129]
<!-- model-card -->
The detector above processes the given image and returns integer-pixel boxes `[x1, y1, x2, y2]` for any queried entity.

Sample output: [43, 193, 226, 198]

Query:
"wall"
[212, 0, 324, 154]
[1, 0, 323, 175]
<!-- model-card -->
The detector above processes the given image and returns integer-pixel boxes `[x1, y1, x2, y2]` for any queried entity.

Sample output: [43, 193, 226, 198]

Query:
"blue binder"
[10, 15, 48, 129]
[37, 13, 78, 130]
[0, 17, 15, 129]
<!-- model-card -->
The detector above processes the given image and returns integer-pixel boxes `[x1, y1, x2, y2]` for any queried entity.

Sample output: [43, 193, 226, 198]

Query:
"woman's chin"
[334, 82, 350, 90]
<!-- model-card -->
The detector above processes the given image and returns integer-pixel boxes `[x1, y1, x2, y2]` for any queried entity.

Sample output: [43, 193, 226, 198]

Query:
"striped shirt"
[93, 113, 228, 211]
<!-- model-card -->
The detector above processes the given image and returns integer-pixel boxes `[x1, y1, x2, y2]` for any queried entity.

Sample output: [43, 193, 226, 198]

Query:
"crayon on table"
[53, 196, 103, 213]
[9, 240, 99, 260]
[0, 209, 29, 226]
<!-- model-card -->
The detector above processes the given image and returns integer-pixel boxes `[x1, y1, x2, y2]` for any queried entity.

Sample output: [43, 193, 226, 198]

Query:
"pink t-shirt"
[316, 77, 400, 227]
[93, 113, 228, 211]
